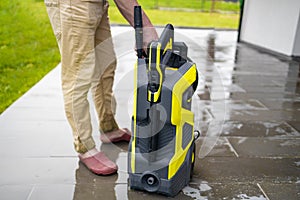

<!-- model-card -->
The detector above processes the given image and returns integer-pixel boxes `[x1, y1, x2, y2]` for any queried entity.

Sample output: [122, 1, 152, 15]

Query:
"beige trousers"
[45, 0, 119, 153]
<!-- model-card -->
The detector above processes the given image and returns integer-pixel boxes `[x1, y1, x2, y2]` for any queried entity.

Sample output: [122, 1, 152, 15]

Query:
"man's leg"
[45, 0, 117, 175]
[59, 0, 98, 153]
[92, 3, 131, 143]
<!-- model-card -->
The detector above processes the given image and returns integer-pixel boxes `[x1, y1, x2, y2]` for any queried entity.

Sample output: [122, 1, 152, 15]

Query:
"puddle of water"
[274, 127, 287, 135]
[237, 137, 247, 144]
[279, 140, 300, 147]
[234, 194, 267, 200]
[233, 110, 258, 116]
[114, 184, 128, 200]
[199, 183, 212, 192]
[182, 181, 212, 200]
[259, 121, 300, 137]
[182, 186, 208, 200]
[259, 122, 278, 129]
[222, 121, 244, 135]
[227, 100, 268, 111]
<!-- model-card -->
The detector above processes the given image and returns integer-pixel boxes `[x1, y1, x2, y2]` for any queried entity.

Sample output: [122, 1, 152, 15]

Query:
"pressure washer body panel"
[128, 22, 198, 197]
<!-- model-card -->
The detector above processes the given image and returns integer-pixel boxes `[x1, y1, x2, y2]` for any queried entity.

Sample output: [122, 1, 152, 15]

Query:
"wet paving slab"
[196, 108, 300, 122]
[192, 156, 300, 200]
[1, 26, 300, 199]
[197, 120, 300, 137]
[258, 182, 300, 200]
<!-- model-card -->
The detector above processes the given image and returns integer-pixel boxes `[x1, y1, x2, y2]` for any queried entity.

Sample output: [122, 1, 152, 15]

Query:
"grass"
[109, 6, 239, 28]
[0, 0, 239, 114]
[108, 0, 240, 12]
[0, 0, 60, 113]
[108, 0, 239, 28]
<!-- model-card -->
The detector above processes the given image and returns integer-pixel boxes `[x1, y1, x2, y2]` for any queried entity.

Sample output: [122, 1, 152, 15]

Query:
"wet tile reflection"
[73, 163, 118, 200]
[191, 28, 300, 199]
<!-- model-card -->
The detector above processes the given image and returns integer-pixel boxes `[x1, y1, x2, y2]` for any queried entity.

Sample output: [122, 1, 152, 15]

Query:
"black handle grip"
[134, 6, 143, 58]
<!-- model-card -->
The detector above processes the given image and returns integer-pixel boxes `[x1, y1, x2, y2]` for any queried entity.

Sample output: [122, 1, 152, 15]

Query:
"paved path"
[0, 26, 299, 199]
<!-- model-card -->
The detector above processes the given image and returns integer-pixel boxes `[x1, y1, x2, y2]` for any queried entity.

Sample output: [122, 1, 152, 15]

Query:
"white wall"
[293, 12, 300, 56]
[240, 0, 300, 56]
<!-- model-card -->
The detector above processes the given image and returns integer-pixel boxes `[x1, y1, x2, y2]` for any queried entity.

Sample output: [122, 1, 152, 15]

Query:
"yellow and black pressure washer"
[128, 6, 199, 197]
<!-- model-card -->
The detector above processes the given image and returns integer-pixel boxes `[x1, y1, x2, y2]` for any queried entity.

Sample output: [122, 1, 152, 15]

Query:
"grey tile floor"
[0, 26, 299, 199]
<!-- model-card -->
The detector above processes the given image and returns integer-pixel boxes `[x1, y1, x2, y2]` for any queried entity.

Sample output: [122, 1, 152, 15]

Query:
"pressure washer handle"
[134, 6, 143, 58]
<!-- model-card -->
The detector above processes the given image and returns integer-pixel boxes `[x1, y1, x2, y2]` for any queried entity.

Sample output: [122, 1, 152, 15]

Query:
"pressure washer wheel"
[141, 172, 160, 192]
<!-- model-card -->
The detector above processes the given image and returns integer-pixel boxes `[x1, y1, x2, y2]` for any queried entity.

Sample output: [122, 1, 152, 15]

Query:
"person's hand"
[142, 26, 159, 56]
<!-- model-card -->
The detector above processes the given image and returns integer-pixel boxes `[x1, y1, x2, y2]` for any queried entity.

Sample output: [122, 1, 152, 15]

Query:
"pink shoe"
[79, 152, 118, 175]
[100, 128, 131, 144]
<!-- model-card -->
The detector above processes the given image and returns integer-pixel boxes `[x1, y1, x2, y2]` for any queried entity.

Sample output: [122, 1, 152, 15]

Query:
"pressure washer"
[128, 6, 199, 197]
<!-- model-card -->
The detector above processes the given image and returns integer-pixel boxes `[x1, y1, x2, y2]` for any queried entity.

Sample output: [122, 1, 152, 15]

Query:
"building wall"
[293, 12, 300, 56]
[240, 0, 300, 56]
